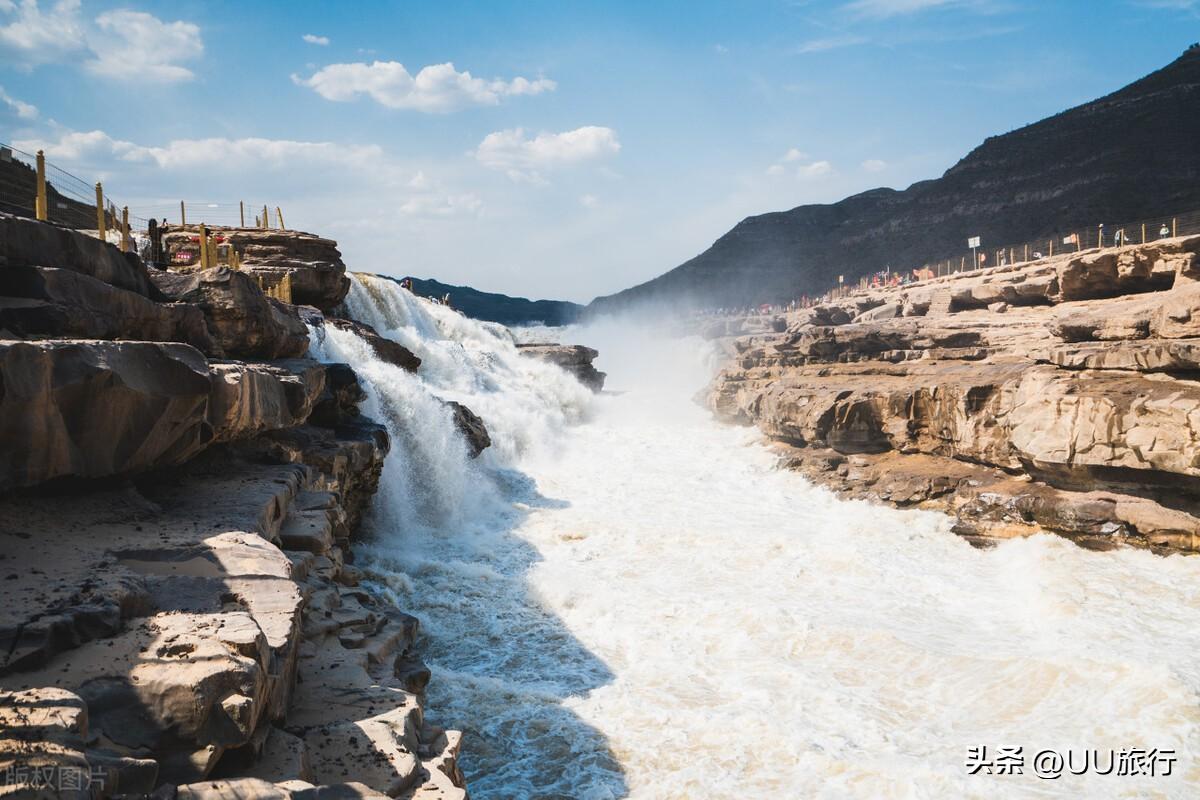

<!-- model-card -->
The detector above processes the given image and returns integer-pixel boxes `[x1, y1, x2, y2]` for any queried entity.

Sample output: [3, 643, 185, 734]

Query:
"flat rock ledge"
[706, 235, 1200, 553]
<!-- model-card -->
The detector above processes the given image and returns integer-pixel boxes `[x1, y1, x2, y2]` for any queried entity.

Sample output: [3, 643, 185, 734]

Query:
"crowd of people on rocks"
[695, 222, 1183, 320]
[399, 277, 452, 309]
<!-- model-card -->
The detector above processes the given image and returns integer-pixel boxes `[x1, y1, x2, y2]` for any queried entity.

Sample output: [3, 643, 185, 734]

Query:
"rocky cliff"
[0, 214, 469, 799]
[706, 234, 1200, 552]
[161, 226, 351, 312]
[592, 46, 1200, 314]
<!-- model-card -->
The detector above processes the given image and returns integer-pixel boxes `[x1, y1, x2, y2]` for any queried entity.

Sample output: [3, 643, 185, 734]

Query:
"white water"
[311, 275, 1200, 799]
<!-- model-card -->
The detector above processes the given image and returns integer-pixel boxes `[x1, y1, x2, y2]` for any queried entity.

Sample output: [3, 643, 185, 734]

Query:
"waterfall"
[308, 276, 1200, 800]
[309, 273, 594, 535]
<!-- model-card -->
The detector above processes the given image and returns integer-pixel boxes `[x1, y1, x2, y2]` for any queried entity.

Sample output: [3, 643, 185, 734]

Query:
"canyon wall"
[706, 235, 1200, 552]
[0, 215, 468, 799]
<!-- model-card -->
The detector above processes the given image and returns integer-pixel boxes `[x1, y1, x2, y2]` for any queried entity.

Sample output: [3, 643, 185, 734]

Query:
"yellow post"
[1049, 239, 1053, 257]
[198, 223, 209, 268]
[120, 206, 130, 252]
[1024, 243, 1028, 262]
[180, 201, 186, 225]
[239, 201, 245, 228]
[1142, 223, 1146, 244]
[1173, 218, 1178, 238]
[276, 207, 285, 230]
[34, 150, 47, 221]
[262, 205, 269, 230]
[95, 183, 106, 239]
[281, 273, 292, 303]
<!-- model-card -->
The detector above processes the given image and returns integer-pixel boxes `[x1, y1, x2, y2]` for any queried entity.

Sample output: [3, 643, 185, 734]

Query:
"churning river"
[311, 275, 1200, 799]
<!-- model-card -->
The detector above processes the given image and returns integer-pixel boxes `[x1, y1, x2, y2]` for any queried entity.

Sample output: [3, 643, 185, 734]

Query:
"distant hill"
[589, 45, 1200, 314]
[390, 276, 582, 327]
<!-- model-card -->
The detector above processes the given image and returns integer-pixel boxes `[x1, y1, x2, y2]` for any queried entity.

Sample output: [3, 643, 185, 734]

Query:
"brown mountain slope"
[589, 45, 1200, 314]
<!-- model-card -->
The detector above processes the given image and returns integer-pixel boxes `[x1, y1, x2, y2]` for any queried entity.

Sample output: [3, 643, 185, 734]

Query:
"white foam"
[312, 279, 1200, 799]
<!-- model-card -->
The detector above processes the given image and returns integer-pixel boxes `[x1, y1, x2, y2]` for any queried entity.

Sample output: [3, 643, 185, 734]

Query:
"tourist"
[1161, 223, 1171, 239]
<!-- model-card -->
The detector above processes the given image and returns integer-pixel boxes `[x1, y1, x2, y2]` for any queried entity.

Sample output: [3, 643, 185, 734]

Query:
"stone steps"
[926, 289, 955, 316]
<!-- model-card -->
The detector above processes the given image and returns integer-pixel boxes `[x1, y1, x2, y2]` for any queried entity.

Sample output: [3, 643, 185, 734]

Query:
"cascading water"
[310, 275, 1200, 800]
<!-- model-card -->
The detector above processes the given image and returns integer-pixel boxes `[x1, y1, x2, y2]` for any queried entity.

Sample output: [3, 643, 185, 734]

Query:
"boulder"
[208, 360, 327, 442]
[0, 213, 157, 297]
[0, 340, 213, 491]
[0, 265, 215, 352]
[444, 400, 491, 458]
[325, 317, 421, 372]
[855, 301, 901, 322]
[150, 267, 309, 359]
[516, 343, 606, 391]
[308, 363, 367, 428]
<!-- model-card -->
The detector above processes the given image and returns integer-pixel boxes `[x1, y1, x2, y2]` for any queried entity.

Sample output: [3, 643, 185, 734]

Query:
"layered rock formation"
[160, 227, 351, 312]
[707, 235, 1200, 552]
[517, 344, 606, 392]
[591, 46, 1200, 313]
[0, 215, 467, 799]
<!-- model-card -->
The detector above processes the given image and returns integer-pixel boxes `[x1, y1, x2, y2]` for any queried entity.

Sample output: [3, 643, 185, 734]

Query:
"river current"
[309, 274, 1200, 799]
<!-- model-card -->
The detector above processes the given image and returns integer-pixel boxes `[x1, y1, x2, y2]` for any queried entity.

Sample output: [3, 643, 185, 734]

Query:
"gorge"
[4, 209, 1200, 799]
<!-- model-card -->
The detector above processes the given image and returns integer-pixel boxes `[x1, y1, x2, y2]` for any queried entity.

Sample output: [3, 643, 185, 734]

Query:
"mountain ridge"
[589, 45, 1200, 314]
[387, 275, 582, 326]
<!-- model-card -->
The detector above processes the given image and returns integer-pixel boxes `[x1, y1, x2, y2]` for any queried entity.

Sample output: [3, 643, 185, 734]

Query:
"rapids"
[309, 274, 1200, 799]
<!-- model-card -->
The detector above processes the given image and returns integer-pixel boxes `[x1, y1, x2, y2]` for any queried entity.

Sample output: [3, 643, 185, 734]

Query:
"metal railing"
[0, 142, 291, 237]
[770, 207, 1200, 313]
[0, 142, 145, 248]
[0, 144, 294, 302]
[136, 201, 288, 230]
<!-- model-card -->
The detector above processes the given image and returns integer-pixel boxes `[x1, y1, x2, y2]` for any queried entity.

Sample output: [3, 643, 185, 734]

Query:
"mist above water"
[311, 277, 1200, 799]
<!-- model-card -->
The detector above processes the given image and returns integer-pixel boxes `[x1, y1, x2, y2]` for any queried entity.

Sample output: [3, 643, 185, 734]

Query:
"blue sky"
[1, 0, 1197, 302]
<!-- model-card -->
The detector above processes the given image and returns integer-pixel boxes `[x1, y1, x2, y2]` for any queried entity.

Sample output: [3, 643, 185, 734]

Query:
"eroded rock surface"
[161, 228, 350, 312]
[151, 268, 309, 360]
[706, 236, 1200, 552]
[0, 217, 467, 799]
[517, 343, 606, 391]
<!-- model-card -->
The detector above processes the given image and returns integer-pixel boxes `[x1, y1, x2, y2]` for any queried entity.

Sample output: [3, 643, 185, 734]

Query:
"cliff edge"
[706, 234, 1200, 552]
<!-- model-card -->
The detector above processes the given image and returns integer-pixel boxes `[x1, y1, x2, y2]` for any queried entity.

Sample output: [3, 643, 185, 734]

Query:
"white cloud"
[293, 60, 555, 112]
[0, 0, 85, 62]
[798, 160, 834, 178]
[795, 35, 868, 54]
[714, 43, 729, 54]
[86, 10, 202, 83]
[579, 193, 599, 208]
[0, 84, 37, 118]
[302, 33, 329, 45]
[767, 149, 833, 179]
[862, 158, 887, 172]
[844, 0, 998, 17]
[475, 126, 620, 181]
[399, 192, 482, 217]
[14, 130, 383, 171]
